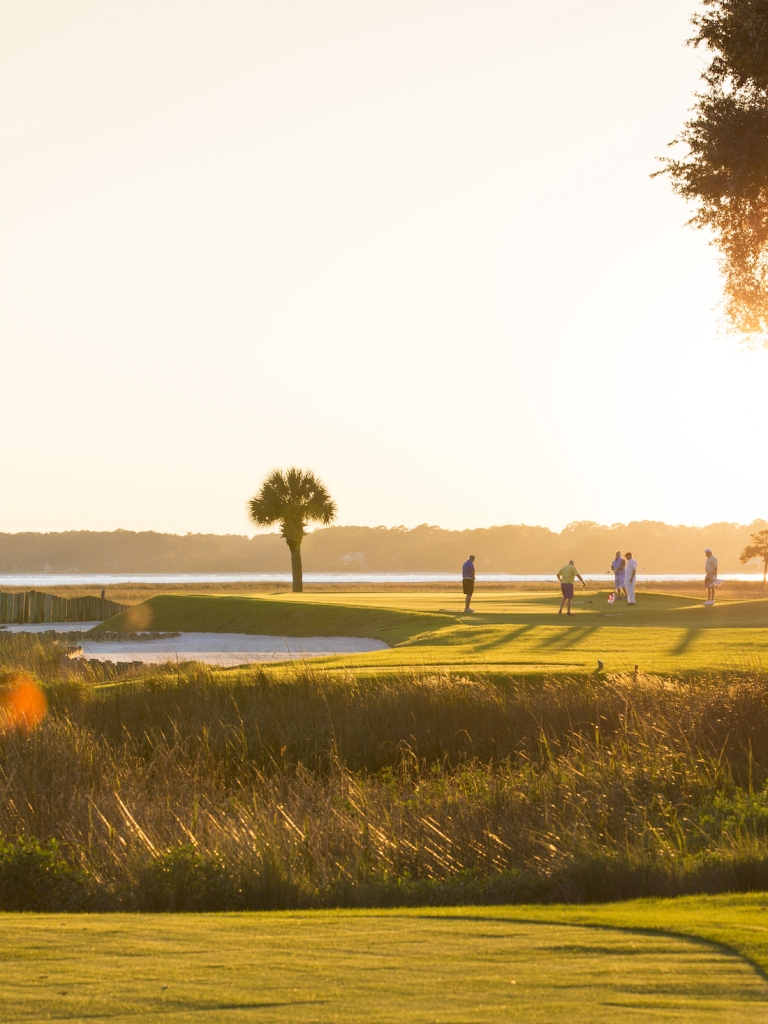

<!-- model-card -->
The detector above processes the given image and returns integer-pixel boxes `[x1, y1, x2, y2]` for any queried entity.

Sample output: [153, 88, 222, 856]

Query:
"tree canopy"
[740, 526, 768, 581]
[658, 0, 768, 336]
[247, 468, 337, 591]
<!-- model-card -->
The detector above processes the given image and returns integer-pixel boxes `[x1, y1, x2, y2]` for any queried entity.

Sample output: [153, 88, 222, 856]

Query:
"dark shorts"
[561, 582, 574, 599]
[462, 578, 475, 595]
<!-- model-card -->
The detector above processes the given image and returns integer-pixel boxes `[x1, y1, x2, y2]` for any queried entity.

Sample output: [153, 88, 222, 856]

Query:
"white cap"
[704, 548, 712, 553]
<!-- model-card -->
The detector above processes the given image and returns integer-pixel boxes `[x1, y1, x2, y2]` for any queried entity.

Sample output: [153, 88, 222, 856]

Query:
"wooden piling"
[0, 591, 127, 624]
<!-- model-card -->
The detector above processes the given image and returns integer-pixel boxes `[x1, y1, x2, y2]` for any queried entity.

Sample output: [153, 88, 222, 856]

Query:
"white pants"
[626, 577, 635, 604]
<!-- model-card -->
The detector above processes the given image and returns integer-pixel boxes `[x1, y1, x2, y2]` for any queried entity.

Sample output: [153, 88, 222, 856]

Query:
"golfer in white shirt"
[624, 552, 637, 605]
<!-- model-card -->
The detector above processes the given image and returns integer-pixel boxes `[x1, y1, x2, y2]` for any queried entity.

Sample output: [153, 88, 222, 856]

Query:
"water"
[0, 572, 762, 587]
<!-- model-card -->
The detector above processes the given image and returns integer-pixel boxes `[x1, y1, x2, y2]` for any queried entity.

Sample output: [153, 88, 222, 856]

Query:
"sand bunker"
[0, 623, 388, 666]
[76, 632, 389, 667]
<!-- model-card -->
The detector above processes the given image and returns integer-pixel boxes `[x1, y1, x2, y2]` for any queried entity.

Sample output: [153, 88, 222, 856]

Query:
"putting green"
[97, 590, 768, 673]
[1, 904, 766, 1022]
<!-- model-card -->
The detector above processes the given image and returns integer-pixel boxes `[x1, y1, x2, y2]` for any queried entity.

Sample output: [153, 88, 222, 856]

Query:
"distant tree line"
[0, 520, 766, 574]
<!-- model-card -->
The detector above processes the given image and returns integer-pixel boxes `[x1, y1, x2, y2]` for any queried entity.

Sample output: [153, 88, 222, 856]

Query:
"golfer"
[610, 551, 627, 600]
[625, 552, 637, 605]
[703, 548, 719, 605]
[462, 554, 476, 613]
[557, 560, 585, 616]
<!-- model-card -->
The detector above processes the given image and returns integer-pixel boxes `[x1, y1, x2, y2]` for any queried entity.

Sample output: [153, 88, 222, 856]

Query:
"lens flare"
[124, 604, 152, 631]
[0, 675, 48, 733]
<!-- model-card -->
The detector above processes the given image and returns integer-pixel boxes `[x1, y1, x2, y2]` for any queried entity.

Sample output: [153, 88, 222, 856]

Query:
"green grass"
[8, 601, 768, 1020]
[96, 589, 768, 673]
[2, 898, 767, 1022]
[9, 591, 768, 1021]
[502, 893, 768, 975]
[95, 593, 452, 646]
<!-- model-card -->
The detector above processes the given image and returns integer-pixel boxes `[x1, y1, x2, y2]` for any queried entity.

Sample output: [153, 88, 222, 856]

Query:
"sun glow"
[0, 675, 48, 733]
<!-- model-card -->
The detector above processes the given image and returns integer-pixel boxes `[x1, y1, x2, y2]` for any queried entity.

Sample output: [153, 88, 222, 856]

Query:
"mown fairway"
[3, 898, 768, 1023]
[100, 589, 768, 673]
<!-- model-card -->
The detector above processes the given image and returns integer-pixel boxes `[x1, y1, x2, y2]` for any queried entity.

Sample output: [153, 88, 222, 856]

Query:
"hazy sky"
[3, 0, 766, 535]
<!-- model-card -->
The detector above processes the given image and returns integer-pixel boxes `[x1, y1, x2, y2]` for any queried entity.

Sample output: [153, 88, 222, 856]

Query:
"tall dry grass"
[2, 631, 768, 909]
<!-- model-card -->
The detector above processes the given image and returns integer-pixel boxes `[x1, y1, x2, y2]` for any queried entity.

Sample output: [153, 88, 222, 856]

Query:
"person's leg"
[559, 596, 566, 613]
[566, 596, 573, 615]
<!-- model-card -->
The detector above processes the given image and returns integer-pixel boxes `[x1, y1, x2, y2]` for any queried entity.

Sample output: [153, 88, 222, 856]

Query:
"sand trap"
[75, 632, 389, 667]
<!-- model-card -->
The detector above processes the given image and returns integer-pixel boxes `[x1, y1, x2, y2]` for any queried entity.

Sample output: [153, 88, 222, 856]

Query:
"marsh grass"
[3, 632, 768, 909]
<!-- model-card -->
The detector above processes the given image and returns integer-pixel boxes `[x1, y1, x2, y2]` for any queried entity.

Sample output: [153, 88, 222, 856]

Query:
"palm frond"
[247, 468, 337, 538]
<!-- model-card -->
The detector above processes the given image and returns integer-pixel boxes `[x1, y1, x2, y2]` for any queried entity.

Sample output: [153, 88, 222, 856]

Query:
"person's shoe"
[703, 600, 714, 606]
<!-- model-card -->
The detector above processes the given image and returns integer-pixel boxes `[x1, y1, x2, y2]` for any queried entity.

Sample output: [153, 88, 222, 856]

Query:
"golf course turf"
[96, 589, 768, 674]
[8, 586, 768, 1021]
[95, 593, 453, 647]
[2, 897, 768, 1022]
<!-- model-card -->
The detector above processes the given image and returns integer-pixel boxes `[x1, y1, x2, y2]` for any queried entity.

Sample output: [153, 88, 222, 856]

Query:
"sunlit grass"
[4, 630, 768, 909]
[88, 589, 768, 673]
[1, 904, 766, 1022]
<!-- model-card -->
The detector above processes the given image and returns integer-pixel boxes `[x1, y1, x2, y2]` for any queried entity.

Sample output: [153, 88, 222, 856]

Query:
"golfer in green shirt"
[557, 560, 586, 616]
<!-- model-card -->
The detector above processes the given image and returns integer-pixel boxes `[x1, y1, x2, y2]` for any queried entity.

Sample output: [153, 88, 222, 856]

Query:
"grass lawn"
[98, 589, 768, 674]
[96, 593, 453, 647]
[2, 897, 768, 1022]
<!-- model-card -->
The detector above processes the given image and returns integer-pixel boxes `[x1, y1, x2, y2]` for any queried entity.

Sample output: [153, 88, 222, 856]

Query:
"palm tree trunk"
[286, 539, 303, 593]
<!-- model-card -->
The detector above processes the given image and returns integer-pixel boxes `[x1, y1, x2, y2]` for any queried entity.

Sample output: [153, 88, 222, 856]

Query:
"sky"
[2, 0, 767, 536]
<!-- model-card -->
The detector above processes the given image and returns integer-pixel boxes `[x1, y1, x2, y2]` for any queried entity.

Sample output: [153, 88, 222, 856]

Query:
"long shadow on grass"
[204, 1002, 330, 1011]
[538, 626, 599, 649]
[672, 629, 702, 656]
[411, 914, 768, 985]
[464, 624, 537, 653]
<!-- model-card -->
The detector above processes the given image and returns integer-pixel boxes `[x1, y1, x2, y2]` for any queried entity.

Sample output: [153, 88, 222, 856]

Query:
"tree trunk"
[764, 557, 767, 586]
[286, 539, 303, 593]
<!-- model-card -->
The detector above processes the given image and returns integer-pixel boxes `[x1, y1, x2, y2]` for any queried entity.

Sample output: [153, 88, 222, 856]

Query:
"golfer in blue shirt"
[462, 555, 476, 613]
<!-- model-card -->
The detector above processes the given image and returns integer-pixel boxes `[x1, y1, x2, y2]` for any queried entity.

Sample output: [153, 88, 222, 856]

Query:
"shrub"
[134, 846, 239, 912]
[0, 835, 90, 911]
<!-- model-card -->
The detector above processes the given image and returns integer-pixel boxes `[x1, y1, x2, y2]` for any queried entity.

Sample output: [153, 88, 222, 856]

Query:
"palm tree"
[247, 468, 337, 592]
